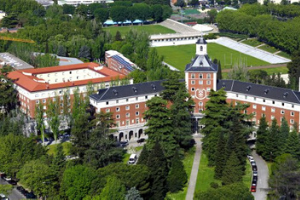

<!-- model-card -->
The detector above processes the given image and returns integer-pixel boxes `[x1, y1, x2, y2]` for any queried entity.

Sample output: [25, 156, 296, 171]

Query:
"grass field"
[194, 151, 253, 196]
[277, 51, 291, 59]
[167, 147, 196, 200]
[183, 9, 200, 15]
[155, 43, 269, 71]
[258, 44, 278, 54]
[261, 66, 288, 75]
[103, 25, 175, 37]
[47, 142, 72, 156]
[242, 39, 262, 47]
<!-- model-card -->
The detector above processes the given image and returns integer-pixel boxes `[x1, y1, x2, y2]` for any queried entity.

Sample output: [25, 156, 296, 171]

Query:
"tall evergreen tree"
[144, 97, 178, 158]
[217, 60, 222, 80]
[201, 89, 228, 165]
[222, 152, 243, 185]
[125, 187, 143, 200]
[146, 142, 168, 200]
[160, 73, 185, 102]
[285, 130, 300, 160]
[279, 117, 289, 153]
[137, 145, 149, 165]
[264, 119, 281, 161]
[167, 151, 187, 192]
[214, 129, 227, 179]
[256, 116, 269, 156]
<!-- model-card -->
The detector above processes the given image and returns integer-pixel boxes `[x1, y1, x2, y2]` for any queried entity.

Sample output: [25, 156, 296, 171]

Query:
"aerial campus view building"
[4, 39, 299, 141]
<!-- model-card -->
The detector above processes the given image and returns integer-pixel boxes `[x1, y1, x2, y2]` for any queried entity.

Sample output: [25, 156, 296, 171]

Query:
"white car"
[0, 193, 9, 200]
[128, 154, 137, 165]
[3, 176, 11, 181]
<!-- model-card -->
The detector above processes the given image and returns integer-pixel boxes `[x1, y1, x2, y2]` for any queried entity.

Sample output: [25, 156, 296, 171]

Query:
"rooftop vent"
[113, 89, 118, 96]
[283, 92, 288, 98]
[222, 82, 226, 87]
[246, 85, 252, 92]
[151, 84, 156, 91]
[264, 89, 269, 95]
[132, 87, 137, 93]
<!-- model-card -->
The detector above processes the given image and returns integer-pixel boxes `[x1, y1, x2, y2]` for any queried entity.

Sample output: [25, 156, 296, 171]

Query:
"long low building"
[90, 37, 300, 141]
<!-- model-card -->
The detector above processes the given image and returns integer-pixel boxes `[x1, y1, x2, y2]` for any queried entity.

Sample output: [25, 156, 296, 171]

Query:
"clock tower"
[185, 37, 218, 123]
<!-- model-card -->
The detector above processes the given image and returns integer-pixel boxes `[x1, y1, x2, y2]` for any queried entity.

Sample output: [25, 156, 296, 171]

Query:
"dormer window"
[199, 74, 203, 79]
[200, 46, 203, 51]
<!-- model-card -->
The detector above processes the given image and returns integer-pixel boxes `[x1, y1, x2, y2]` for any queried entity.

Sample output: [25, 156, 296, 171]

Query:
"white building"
[57, 0, 110, 5]
[0, 10, 6, 20]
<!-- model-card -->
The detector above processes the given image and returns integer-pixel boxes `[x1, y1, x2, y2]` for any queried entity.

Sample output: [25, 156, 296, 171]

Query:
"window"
[191, 80, 195, 85]
[191, 88, 195, 91]
[135, 104, 139, 109]
[106, 101, 109, 105]
[126, 98, 129, 102]
[191, 73, 195, 79]
[271, 108, 275, 113]
[271, 115, 275, 120]
[116, 115, 120, 119]
[199, 74, 203, 79]
[262, 106, 266, 111]
[126, 113, 130, 118]
[136, 112, 139, 116]
[292, 104, 294, 108]
[291, 111, 295, 116]
[126, 106, 130, 110]
[200, 46, 203, 51]
[207, 88, 211, 92]
[199, 80, 203, 85]
[207, 81, 211, 85]
[36, 100, 39, 104]
[253, 104, 257, 109]
[106, 109, 110, 113]
[262, 113, 266, 117]
[272, 101, 275, 104]
[126, 120, 129, 125]
[253, 112, 256, 116]
[69, 71, 72, 74]
[291, 119, 294, 124]
[254, 97, 256, 101]
[245, 95, 247, 99]
[281, 110, 285, 114]
[42, 99, 46, 103]
[199, 102, 203, 106]
[116, 107, 120, 112]
[136, 118, 139, 124]
[116, 121, 120, 127]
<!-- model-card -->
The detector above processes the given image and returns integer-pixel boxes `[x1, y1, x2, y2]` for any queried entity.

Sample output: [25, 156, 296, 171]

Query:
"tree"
[125, 187, 143, 200]
[0, 185, 13, 196]
[217, 60, 222, 80]
[264, 119, 281, 161]
[99, 176, 126, 200]
[256, 116, 268, 156]
[0, 134, 46, 178]
[115, 31, 122, 41]
[161, 73, 185, 102]
[222, 152, 243, 185]
[46, 98, 60, 141]
[144, 97, 178, 158]
[57, 45, 66, 56]
[214, 130, 227, 179]
[35, 102, 45, 143]
[17, 159, 57, 199]
[0, 75, 17, 114]
[279, 117, 289, 153]
[110, 6, 128, 24]
[137, 145, 149, 165]
[51, 144, 66, 184]
[207, 9, 218, 23]
[94, 8, 109, 25]
[60, 165, 97, 200]
[189, 0, 199, 7]
[146, 142, 168, 200]
[288, 51, 300, 90]
[78, 45, 91, 60]
[285, 130, 300, 160]
[151, 5, 163, 22]
[269, 154, 300, 199]
[167, 151, 187, 192]
[195, 182, 254, 200]
[227, 60, 249, 82]
[62, 4, 75, 14]
[175, 0, 186, 7]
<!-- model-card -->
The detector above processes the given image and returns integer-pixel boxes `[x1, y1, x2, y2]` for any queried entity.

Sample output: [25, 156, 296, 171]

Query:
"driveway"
[252, 150, 269, 200]
[0, 179, 25, 200]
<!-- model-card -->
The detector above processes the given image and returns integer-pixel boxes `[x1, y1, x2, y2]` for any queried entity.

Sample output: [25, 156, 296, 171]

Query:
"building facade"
[8, 62, 130, 118]
[90, 38, 300, 141]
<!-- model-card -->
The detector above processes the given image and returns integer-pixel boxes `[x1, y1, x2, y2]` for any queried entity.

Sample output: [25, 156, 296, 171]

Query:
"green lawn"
[267, 162, 273, 176]
[155, 43, 269, 71]
[47, 142, 72, 156]
[277, 51, 291, 59]
[242, 39, 262, 47]
[194, 151, 252, 195]
[167, 147, 196, 200]
[103, 25, 175, 37]
[258, 44, 278, 54]
[260, 66, 288, 75]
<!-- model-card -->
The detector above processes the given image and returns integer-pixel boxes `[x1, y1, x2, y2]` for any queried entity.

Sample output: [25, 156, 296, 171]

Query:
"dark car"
[252, 176, 257, 184]
[119, 141, 128, 147]
[8, 179, 18, 185]
[16, 186, 27, 195]
[25, 192, 36, 199]
[252, 165, 257, 171]
[137, 138, 145, 143]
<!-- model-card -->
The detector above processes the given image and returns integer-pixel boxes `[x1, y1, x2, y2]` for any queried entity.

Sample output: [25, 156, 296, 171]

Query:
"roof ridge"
[230, 80, 235, 91]
[99, 87, 110, 100]
[292, 91, 300, 103]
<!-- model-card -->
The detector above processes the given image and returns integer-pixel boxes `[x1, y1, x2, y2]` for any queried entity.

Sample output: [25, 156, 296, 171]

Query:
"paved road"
[0, 179, 24, 200]
[186, 136, 202, 200]
[252, 150, 269, 200]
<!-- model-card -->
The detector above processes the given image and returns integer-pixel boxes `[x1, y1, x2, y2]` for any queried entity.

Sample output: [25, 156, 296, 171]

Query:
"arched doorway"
[119, 132, 124, 141]
[129, 131, 133, 140]
[138, 129, 143, 138]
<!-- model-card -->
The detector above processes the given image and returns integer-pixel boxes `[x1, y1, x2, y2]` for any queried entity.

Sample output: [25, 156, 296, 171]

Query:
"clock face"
[195, 89, 206, 100]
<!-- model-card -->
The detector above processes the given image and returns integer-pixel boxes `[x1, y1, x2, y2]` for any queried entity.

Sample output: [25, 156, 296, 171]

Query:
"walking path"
[252, 150, 269, 200]
[186, 136, 202, 200]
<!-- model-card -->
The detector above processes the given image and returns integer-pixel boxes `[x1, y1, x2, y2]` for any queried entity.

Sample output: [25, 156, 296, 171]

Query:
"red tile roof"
[8, 62, 126, 92]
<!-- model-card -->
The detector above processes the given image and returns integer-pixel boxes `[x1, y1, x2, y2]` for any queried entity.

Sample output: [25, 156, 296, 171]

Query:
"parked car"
[137, 138, 145, 143]
[247, 155, 253, 160]
[251, 161, 256, 166]
[25, 192, 36, 199]
[8, 179, 18, 185]
[252, 175, 258, 183]
[252, 165, 258, 171]
[119, 141, 128, 147]
[0, 172, 5, 178]
[253, 171, 258, 176]
[0, 193, 8, 200]
[16, 186, 27, 195]
[251, 184, 256, 192]
[128, 154, 137, 165]
[3, 176, 11, 181]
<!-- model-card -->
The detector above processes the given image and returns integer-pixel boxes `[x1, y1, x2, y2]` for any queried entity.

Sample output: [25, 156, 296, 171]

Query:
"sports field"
[155, 43, 269, 71]
[103, 25, 176, 37]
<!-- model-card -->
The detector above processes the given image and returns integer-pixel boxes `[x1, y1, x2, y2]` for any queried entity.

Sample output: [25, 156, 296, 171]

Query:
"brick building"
[105, 50, 137, 75]
[7, 62, 130, 118]
[91, 38, 300, 141]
